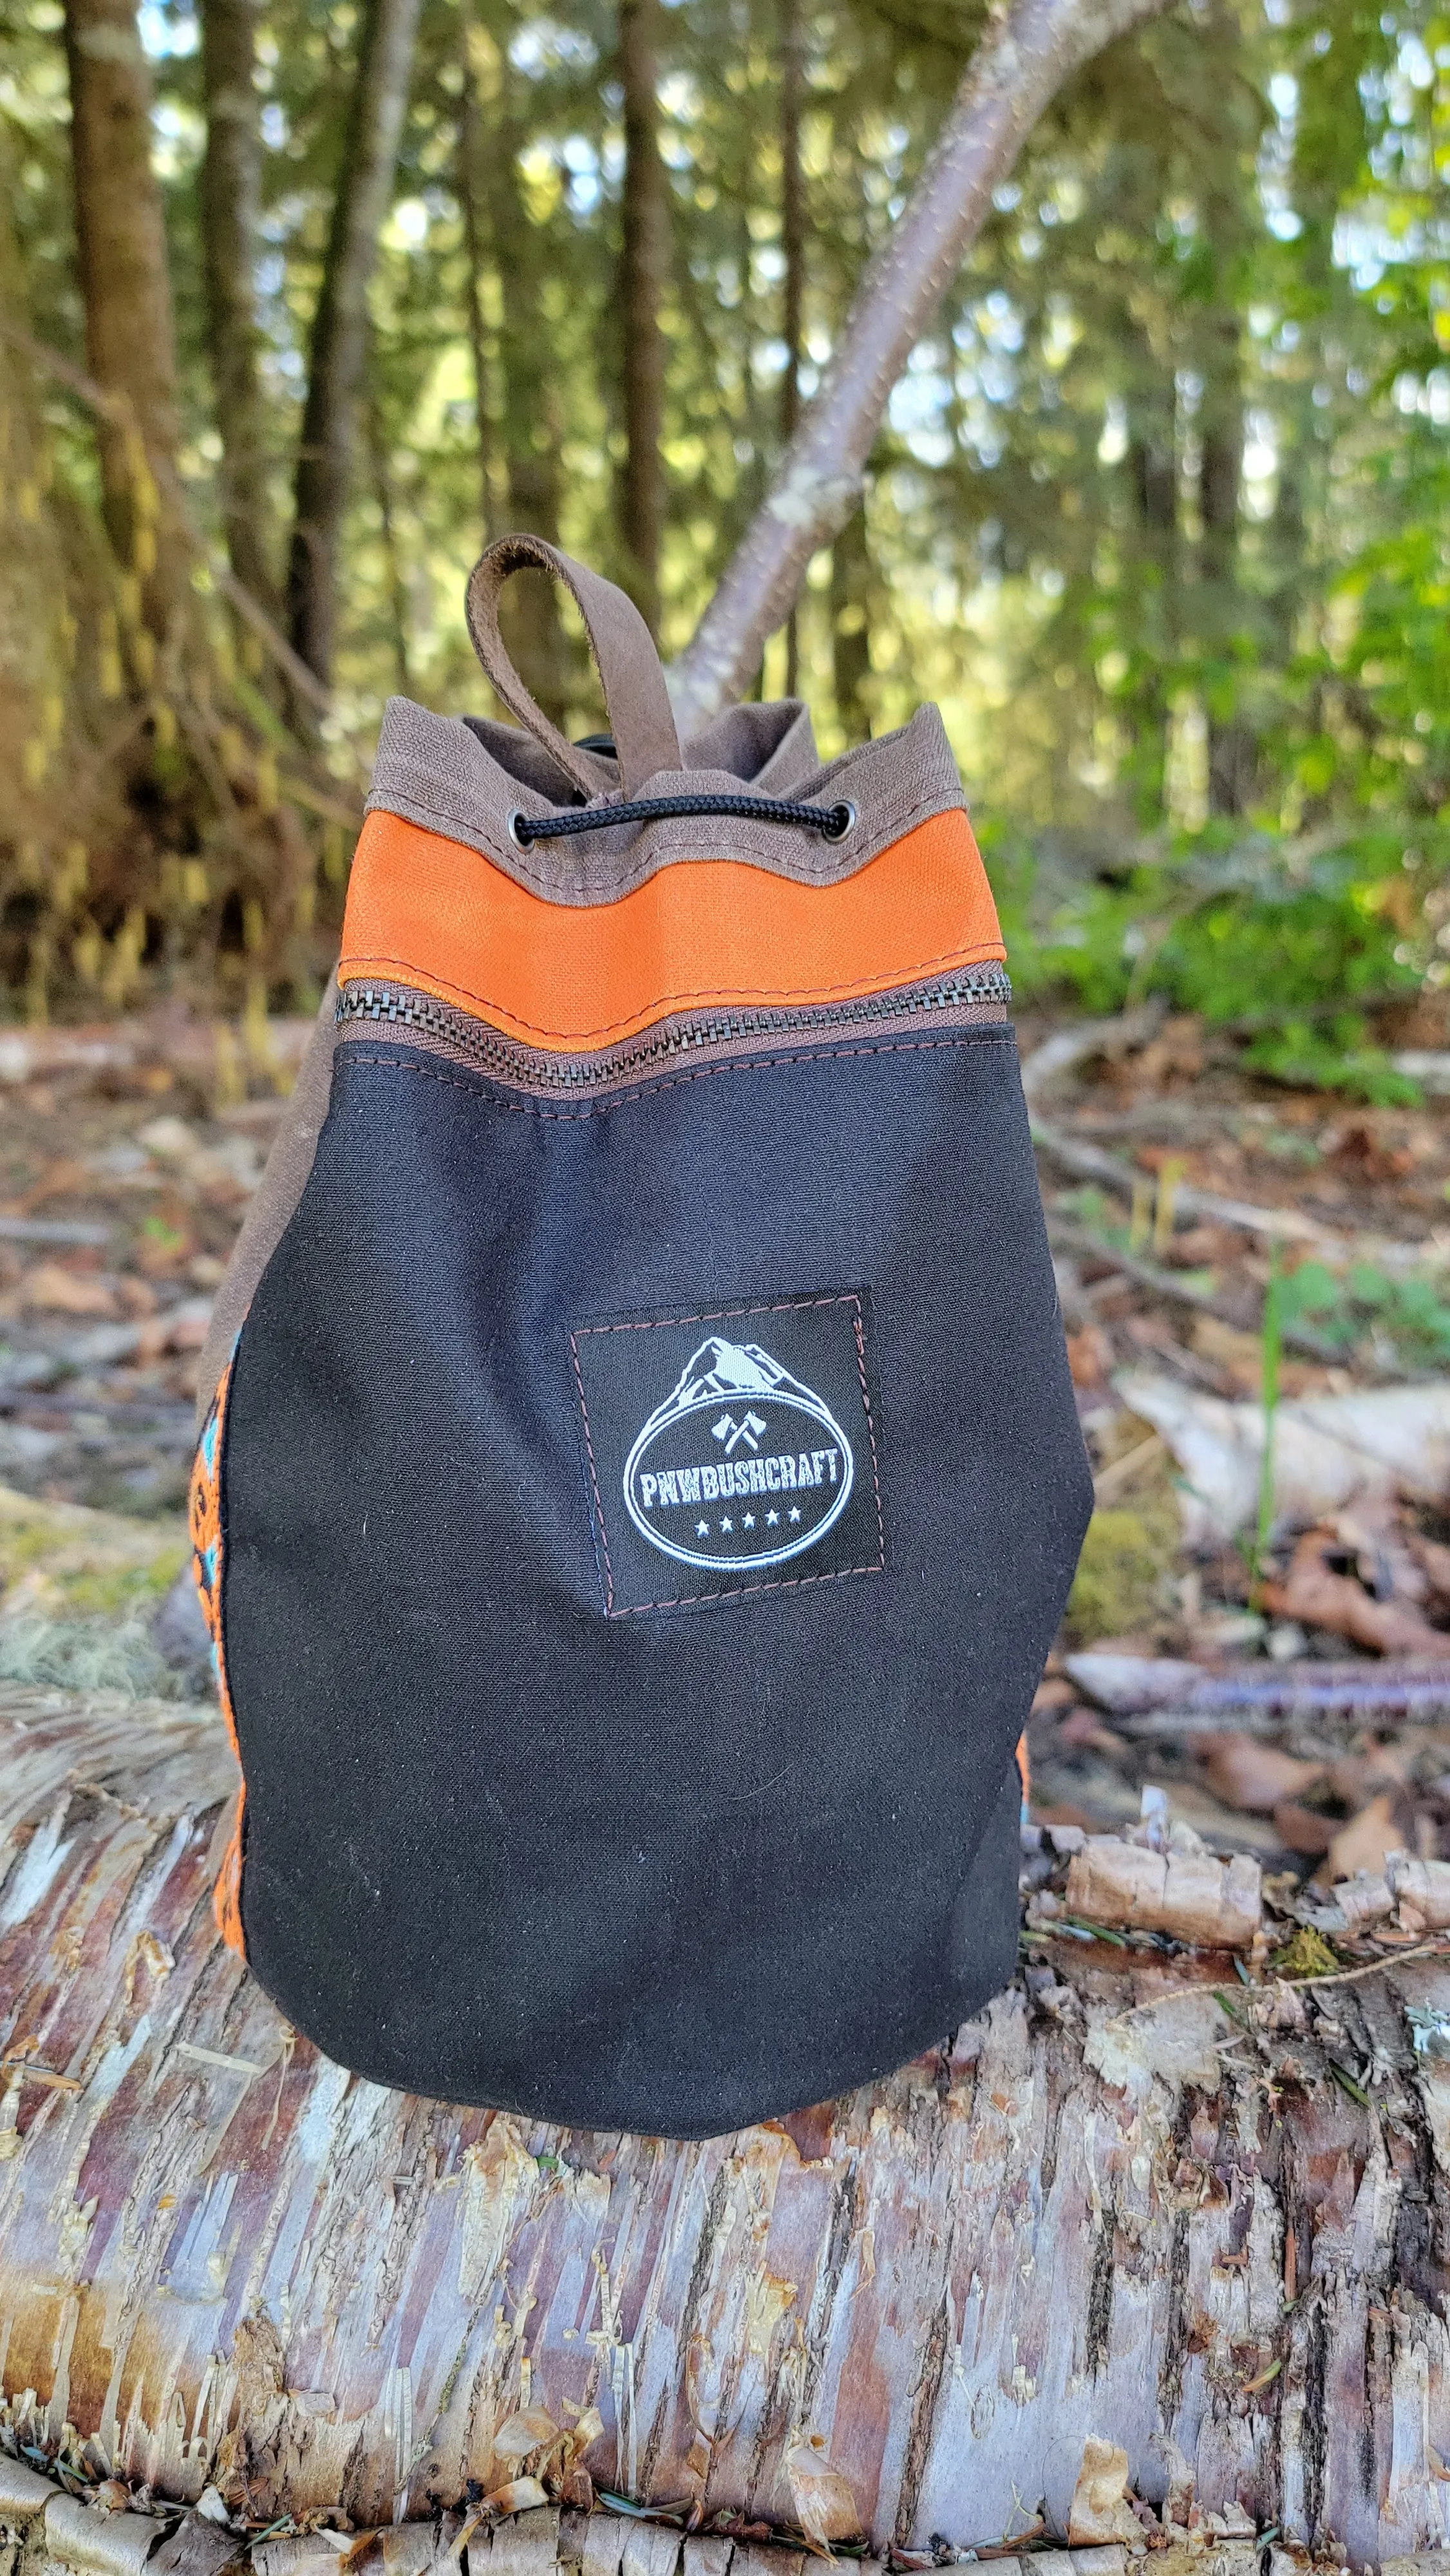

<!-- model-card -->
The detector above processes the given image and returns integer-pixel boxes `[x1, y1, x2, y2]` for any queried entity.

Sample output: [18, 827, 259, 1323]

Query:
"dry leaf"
[1068, 2436, 1146, 2549]
[480, 2479, 548, 2516]
[21, 1262, 120, 1318]
[1272, 1799, 1337, 1859]
[1117, 1372, 1450, 1546]
[1261, 1528, 1450, 1658]
[1196, 1731, 1324, 1815]
[491, 2409, 560, 2458]
[785, 2438, 863, 2546]
[561, 2405, 603, 2456]
[1067, 1327, 1114, 1390]
[1317, 1794, 1406, 1888]
[558, 2469, 594, 2512]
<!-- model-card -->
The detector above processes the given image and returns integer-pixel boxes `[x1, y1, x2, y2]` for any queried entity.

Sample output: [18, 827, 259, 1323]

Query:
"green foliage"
[987, 821, 1443, 1021]
[1241, 1018, 1424, 1105]
[1278, 1256, 1450, 1369]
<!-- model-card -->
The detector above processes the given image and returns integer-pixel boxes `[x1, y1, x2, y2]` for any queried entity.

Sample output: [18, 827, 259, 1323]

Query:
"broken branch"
[667, 0, 1172, 728]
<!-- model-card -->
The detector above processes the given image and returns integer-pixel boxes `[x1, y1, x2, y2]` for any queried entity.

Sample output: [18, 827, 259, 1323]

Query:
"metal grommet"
[822, 799, 857, 842]
[507, 808, 532, 850]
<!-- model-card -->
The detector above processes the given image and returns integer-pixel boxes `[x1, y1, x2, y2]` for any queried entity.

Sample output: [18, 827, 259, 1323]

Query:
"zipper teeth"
[336, 967, 1011, 1092]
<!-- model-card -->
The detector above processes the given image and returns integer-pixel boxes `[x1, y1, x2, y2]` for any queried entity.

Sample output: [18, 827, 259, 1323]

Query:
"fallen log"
[6, 1683, 1450, 2566]
[1066, 1653, 1450, 1722]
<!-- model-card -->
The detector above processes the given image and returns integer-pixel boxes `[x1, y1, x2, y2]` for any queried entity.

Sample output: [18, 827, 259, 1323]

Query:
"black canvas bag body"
[191, 536, 1092, 2139]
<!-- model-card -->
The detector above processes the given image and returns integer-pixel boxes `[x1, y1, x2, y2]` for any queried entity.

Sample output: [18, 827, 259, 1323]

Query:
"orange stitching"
[337, 940, 1007, 1045]
[571, 1291, 887, 1616]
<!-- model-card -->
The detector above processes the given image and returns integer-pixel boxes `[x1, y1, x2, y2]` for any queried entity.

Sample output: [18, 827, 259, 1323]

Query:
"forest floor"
[2, 995, 1450, 1885]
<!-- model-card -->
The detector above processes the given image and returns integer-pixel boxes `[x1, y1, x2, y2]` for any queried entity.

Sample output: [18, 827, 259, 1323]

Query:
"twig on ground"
[1091, 1434, 1165, 1503]
[1033, 1117, 1339, 1247]
[1044, 1216, 1342, 1360]
[1018, 1005, 1167, 1104]
[1065, 1652, 1450, 1720]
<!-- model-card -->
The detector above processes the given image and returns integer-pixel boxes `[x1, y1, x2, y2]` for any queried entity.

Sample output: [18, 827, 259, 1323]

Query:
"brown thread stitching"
[341, 1026, 1012, 1122]
[337, 937, 1006, 1044]
[572, 1291, 886, 1616]
[574, 1291, 860, 1338]
[568, 1331, 614, 1615]
[608, 1559, 885, 1617]
[364, 778, 969, 900]
[339, 996, 1008, 1100]
[851, 1306, 887, 1567]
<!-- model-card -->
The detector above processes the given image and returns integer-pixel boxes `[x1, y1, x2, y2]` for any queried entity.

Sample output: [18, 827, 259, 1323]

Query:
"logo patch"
[623, 1336, 854, 1571]
[570, 1293, 885, 1615]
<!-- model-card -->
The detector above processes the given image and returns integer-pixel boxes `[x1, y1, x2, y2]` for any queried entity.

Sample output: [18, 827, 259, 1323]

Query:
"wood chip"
[1066, 2440, 1144, 2549]
[1065, 1839, 1262, 1949]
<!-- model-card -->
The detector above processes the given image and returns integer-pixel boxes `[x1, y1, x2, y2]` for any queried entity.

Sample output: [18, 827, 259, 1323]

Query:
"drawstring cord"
[509, 792, 857, 849]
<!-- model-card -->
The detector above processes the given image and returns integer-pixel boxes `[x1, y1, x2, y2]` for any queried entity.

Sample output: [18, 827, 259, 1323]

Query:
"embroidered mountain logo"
[623, 1335, 856, 1571]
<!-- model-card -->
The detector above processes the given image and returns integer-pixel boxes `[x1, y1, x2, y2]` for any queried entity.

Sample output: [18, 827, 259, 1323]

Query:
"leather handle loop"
[465, 534, 683, 801]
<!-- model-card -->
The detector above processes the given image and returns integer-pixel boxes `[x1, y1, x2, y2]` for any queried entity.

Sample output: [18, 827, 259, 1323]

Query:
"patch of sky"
[1098, 394, 1127, 465]
[138, 0, 197, 54]
[509, 20, 598, 75]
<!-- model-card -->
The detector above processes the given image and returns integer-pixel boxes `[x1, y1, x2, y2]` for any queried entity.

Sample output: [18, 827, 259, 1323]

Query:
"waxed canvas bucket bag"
[191, 533, 1093, 2139]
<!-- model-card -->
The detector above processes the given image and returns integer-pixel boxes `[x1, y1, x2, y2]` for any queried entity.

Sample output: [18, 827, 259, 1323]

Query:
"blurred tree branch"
[668, 0, 1174, 732]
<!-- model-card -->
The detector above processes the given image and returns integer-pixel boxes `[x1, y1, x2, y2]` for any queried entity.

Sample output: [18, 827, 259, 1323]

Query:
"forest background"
[0, 0, 1448, 1049]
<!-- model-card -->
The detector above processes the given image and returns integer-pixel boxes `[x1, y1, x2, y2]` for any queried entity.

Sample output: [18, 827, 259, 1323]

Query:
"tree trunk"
[457, 0, 498, 552]
[287, 0, 422, 686]
[480, 8, 573, 732]
[0, 147, 75, 829]
[618, 0, 668, 639]
[829, 502, 872, 741]
[62, 0, 184, 633]
[668, 0, 1172, 733]
[198, 0, 276, 616]
[367, 374, 412, 694]
[1199, 316, 1252, 819]
[1125, 359, 1179, 819]
[5, 1679, 1450, 2566]
[779, 0, 805, 699]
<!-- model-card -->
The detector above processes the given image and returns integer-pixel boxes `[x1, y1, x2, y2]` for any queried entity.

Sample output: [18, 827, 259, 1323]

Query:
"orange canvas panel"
[339, 806, 1005, 1052]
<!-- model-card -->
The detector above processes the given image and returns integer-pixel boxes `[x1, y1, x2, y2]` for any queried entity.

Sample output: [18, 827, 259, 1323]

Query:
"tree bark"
[367, 374, 411, 694]
[199, 0, 277, 616]
[480, 10, 572, 732]
[457, 0, 497, 552]
[618, 0, 669, 638]
[5, 1680, 1450, 2565]
[829, 502, 872, 741]
[287, 0, 422, 686]
[668, 0, 1172, 734]
[1199, 315, 1252, 818]
[62, 0, 184, 632]
[778, 0, 805, 699]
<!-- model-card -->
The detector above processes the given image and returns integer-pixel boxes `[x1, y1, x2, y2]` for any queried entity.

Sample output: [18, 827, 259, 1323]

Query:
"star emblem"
[743, 1512, 755, 1528]
[767, 1510, 779, 1526]
[788, 1506, 801, 1522]
[720, 1516, 733, 1532]
[696, 1520, 709, 1536]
